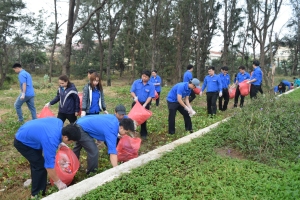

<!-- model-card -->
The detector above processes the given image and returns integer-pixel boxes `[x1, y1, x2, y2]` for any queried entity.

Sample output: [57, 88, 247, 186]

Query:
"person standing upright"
[12, 63, 37, 122]
[234, 66, 250, 108]
[200, 66, 222, 117]
[218, 66, 230, 111]
[130, 70, 155, 140]
[150, 70, 162, 107]
[183, 64, 196, 102]
[247, 60, 263, 99]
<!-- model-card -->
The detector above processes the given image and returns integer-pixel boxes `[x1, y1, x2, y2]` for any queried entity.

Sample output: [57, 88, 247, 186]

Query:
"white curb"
[42, 118, 230, 200]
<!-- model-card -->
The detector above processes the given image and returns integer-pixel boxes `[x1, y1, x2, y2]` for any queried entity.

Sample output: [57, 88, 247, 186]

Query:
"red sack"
[128, 101, 152, 125]
[193, 87, 201, 95]
[117, 135, 141, 162]
[239, 80, 250, 96]
[37, 107, 55, 118]
[78, 92, 83, 116]
[50, 146, 80, 186]
[229, 88, 236, 99]
[153, 91, 159, 100]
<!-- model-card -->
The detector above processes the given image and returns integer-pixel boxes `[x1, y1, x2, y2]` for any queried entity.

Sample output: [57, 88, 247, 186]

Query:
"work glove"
[184, 106, 191, 113]
[20, 93, 25, 100]
[54, 179, 67, 190]
[81, 111, 86, 117]
[58, 142, 68, 149]
[104, 110, 109, 114]
[219, 92, 223, 97]
[188, 106, 196, 117]
[133, 96, 138, 102]
[45, 102, 50, 107]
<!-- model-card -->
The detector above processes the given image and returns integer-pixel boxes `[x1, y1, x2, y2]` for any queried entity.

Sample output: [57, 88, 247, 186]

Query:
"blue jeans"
[14, 94, 37, 122]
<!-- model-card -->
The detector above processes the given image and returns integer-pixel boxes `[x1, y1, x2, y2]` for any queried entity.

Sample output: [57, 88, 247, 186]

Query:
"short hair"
[187, 64, 194, 70]
[62, 124, 81, 141]
[253, 60, 260, 66]
[12, 63, 22, 68]
[119, 118, 135, 132]
[208, 66, 215, 71]
[142, 70, 151, 78]
[238, 66, 246, 70]
[88, 69, 96, 74]
[221, 66, 229, 71]
[152, 70, 157, 73]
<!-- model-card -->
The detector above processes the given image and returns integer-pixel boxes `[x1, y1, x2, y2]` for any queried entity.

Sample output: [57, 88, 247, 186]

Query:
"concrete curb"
[42, 118, 230, 200]
[277, 87, 299, 97]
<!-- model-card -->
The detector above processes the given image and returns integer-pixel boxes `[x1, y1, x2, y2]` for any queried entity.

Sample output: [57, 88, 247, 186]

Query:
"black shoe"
[141, 135, 147, 140]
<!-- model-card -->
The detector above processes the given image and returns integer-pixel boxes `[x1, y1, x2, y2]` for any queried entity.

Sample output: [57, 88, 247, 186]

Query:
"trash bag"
[193, 87, 201, 95]
[37, 107, 55, 118]
[50, 146, 80, 186]
[128, 101, 152, 126]
[78, 92, 83, 116]
[239, 80, 250, 96]
[152, 91, 159, 100]
[229, 88, 236, 99]
[117, 135, 141, 162]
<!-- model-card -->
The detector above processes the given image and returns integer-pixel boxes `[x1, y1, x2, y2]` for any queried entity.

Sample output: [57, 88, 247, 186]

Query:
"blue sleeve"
[158, 76, 162, 84]
[177, 84, 185, 96]
[42, 141, 59, 168]
[218, 76, 223, 92]
[19, 73, 27, 84]
[227, 75, 231, 85]
[201, 78, 207, 92]
[247, 73, 250, 79]
[130, 80, 137, 93]
[149, 84, 155, 98]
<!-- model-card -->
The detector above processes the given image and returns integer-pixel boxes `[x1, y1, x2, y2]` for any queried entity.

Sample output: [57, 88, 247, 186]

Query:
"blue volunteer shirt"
[18, 69, 35, 96]
[76, 114, 119, 154]
[273, 86, 279, 93]
[89, 89, 100, 113]
[150, 75, 162, 92]
[219, 73, 230, 89]
[167, 82, 191, 103]
[282, 80, 291, 89]
[236, 72, 250, 83]
[15, 118, 63, 168]
[183, 70, 193, 82]
[130, 79, 155, 102]
[250, 67, 262, 85]
[201, 74, 222, 92]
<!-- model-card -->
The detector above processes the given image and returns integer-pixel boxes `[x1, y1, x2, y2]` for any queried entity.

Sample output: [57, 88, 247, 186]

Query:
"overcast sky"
[23, 0, 293, 51]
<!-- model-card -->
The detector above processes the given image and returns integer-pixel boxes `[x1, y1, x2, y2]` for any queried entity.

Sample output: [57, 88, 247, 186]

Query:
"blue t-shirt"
[282, 80, 291, 89]
[236, 72, 250, 83]
[130, 79, 155, 102]
[18, 69, 35, 96]
[89, 88, 100, 113]
[201, 74, 222, 92]
[183, 70, 193, 82]
[273, 86, 278, 93]
[76, 114, 119, 154]
[15, 118, 63, 168]
[250, 67, 262, 85]
[219, 73, 230, 89]
[167, 82, 191, 103]
[113, 114, 129, 122]
[150, 75, 162, 92]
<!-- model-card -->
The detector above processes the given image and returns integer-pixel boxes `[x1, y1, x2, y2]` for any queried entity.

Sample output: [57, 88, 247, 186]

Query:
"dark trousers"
[189, 90, 196, 103]
[206, 92, 219, 115]
[250, 84, 260, 99]
[234, 86, 245, 107]
[258, 84, 263, 94]
[167, 101, 192, 134]
[57, 112, 77, 124]
[219, 88, 229, 111]
[14, 138, 47, 196]
[151, 92, 161, 106]
[132, 101, 150, 137]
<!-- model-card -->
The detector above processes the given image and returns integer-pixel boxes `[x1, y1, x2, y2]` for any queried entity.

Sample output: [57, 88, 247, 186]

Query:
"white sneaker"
[24, 179, 32, 187]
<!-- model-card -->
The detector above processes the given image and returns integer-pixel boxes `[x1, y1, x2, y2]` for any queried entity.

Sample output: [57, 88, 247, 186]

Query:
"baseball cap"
[191, 78, 200, 89]
[115, 105, 126, 115]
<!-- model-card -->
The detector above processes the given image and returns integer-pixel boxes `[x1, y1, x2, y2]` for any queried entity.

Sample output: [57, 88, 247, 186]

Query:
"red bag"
[128, 101, 152, 125]
[193, 87, 201, 95]
[117, 135, 141, 162]
[78, 92, 83, 116]
[50, 146, 80, 186]
[239, 80, 250, 96]
[153, 91, 159, 100]
[37, 107, 55, 118]
[229, 88, 236, 99]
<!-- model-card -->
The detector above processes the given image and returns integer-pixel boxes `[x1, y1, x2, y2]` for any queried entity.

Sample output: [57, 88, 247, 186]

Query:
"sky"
[23, 0, 293, 51]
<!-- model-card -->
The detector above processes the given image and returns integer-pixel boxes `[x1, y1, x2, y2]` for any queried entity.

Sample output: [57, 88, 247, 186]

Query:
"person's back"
[282, 80, 291, 90]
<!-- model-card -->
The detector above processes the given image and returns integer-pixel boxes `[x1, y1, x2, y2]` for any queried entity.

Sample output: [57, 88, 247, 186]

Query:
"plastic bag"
[117, 135, 141, 162]
[37, 107, 55, 118]
[193, 87, 201, 95]
[153, 91, 159, 100]
[128, 101, 152, 125]
[239, 80, 250, 96]
[78, 92, 83, 116]
[229, 88, 236, 99]
[50, 146, 80, 186]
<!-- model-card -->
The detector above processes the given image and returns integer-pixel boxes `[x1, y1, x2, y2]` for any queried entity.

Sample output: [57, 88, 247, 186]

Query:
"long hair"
[89, 72, 103, 91]
[59, 75, 72, 88]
